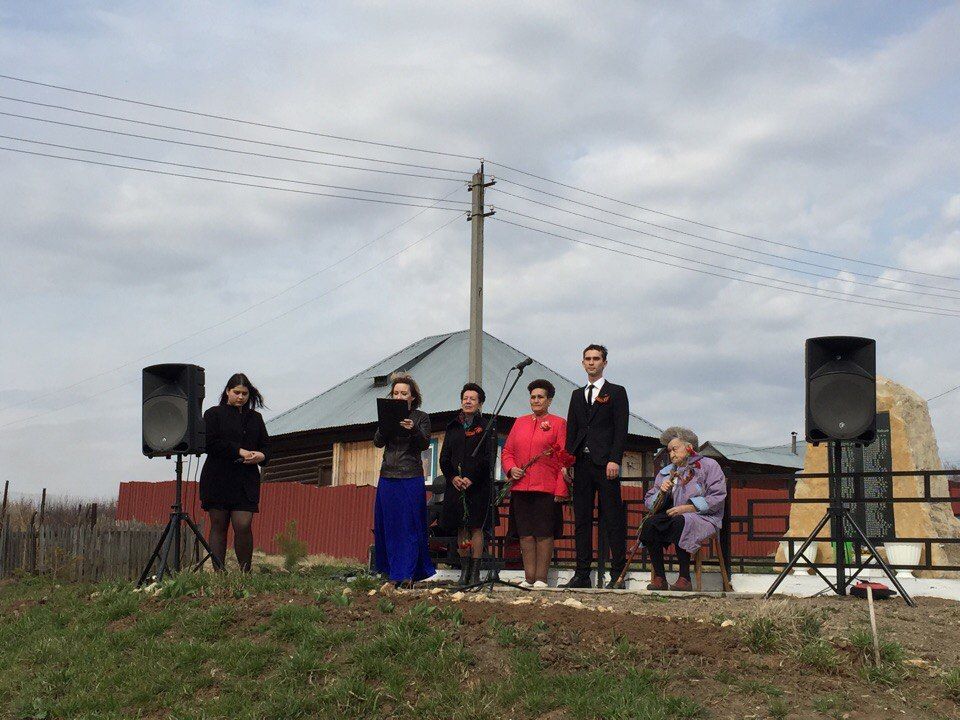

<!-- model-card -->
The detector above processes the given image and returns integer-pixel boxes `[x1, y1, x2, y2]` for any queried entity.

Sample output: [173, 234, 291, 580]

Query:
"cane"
[613, 471, 675, 586]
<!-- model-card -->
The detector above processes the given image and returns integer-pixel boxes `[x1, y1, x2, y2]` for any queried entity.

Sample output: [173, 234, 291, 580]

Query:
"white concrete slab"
[733, 571, 960, 601]
[426, 567, 960, 600]
[427, 567, 729, 592]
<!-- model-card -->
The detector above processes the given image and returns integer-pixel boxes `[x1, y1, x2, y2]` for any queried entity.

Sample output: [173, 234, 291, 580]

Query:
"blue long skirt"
[373, 476, 436, 582]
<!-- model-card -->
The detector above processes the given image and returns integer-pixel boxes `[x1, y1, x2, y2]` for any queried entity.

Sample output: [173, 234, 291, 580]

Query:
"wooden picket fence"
[0, 522, 192, 582]
[0, 480, 204, 582]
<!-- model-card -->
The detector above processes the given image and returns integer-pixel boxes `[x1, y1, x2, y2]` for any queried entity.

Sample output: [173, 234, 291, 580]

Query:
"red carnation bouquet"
[497, 442, 575, 504]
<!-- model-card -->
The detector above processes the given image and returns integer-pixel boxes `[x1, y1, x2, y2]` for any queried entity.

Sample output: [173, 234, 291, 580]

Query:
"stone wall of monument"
[780, 376, 960, 577]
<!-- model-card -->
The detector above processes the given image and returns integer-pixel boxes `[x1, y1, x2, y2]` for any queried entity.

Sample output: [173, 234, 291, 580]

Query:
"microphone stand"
[460, 362, 531, 593]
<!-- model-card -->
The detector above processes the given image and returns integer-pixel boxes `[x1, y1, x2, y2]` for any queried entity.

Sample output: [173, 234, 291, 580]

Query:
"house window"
[422, 438, 439, 485]
[495, 436, 506, 481]
[419, 436, 505, 484]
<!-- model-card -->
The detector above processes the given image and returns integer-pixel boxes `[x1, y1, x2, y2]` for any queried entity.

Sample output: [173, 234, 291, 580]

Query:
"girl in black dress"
[199, 373, 270, 571]
[438, 383, 493, 585]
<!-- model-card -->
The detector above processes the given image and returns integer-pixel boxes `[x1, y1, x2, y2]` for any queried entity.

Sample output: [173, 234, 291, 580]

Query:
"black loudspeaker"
[805, 336, 876, 444]
[142, 364, 205, 457]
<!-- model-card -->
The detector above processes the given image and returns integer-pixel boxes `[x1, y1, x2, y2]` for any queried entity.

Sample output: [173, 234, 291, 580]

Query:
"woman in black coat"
[199, 372, 270, 571]
[438, 383, 493, 585]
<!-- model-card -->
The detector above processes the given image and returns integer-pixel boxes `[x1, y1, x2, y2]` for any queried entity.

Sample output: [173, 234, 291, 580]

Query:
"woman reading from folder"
[373, 373, 435, 587]
[199, 372, 269, 572]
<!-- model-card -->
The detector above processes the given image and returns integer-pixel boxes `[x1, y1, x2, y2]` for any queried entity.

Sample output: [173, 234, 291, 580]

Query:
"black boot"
[457, 557, 472, 586]
[469, 558, 482, 584]
[561, 573, 592, 589]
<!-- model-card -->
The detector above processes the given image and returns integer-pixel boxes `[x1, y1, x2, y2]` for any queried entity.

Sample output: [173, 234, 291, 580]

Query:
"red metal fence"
[117, 482, 377, 560]
[118, 478, 786, 564]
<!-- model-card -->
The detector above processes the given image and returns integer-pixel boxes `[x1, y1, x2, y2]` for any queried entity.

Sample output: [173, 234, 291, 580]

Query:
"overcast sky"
[2, 1, 959, 500]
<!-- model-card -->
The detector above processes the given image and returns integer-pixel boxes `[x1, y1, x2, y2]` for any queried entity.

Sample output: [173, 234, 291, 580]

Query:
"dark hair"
[460, 382, 486, 404]
[388, 373, 422, 410]
[219, 372, 265, 410]
[583, 344, 608, 361]
[527, 379, 556, 399]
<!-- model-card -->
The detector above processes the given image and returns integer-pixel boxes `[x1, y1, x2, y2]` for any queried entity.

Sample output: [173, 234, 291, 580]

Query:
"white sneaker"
[518, 580, 533, 588]
[533, 580, 549, 589]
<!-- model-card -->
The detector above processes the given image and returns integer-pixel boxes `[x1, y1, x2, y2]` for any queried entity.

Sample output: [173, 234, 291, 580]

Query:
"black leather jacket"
[373, 408, 432, 478]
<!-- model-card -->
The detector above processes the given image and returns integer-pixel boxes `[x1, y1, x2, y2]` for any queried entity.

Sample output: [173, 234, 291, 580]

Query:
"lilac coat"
[643, 454, 727, 554]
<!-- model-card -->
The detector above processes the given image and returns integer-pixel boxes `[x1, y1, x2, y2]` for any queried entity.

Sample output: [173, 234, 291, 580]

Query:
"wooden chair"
[693, 532, 732, 592]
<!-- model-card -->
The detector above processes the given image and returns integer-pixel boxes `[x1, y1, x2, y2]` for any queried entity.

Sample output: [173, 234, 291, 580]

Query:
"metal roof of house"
[699, 440, 806, 470]
[267, 330, 662, 439]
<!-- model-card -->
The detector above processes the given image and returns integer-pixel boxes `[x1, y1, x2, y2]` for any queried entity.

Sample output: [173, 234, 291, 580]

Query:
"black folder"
[377, 398, 410, 438]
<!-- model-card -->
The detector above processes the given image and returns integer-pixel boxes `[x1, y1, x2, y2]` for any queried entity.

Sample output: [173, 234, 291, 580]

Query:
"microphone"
[513, 357, 533, 371]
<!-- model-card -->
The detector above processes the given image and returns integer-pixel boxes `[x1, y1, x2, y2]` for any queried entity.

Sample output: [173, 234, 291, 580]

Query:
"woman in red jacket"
[501, 379, 572, 588]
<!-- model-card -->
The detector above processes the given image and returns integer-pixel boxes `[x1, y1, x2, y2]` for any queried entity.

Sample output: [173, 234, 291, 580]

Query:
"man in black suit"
[563, 344, 630, 589]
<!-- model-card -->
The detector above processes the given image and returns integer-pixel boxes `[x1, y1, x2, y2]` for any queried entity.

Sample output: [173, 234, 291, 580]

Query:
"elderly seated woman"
[641, 426, 726, 591]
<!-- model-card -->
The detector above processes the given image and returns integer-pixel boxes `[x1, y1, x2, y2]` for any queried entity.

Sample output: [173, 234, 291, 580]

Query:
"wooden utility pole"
[468, 164, 495, 383]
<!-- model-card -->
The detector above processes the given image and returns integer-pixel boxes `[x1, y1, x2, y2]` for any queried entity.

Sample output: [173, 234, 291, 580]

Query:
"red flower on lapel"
[595, 395, 610, 404]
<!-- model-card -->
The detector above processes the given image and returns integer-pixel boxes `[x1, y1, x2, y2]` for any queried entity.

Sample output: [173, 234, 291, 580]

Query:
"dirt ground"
[313, 584, 960, 720]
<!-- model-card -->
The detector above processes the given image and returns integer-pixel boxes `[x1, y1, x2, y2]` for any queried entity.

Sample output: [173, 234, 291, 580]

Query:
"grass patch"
[268, 603, 327, 641]
[846, 626, 908, 686]
[812, 693, 854, 718]
[743, 615, 779, 652]
[487, 617, 543, 649]
[793, 638, 841, 672]
[860, 663, 906, 687]
[943, 668, 960, 700]
[849, 627, 906, 665]
[741, 602, 826, 653]
[768, 697, 789, 719]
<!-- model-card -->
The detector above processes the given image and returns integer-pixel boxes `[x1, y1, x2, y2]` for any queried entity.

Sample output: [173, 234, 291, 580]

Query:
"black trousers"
[640, 512, 690, 579]
[572, 455, 626, 575]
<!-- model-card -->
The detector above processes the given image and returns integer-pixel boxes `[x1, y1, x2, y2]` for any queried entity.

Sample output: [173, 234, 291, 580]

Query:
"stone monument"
[780, 375, 960, 576]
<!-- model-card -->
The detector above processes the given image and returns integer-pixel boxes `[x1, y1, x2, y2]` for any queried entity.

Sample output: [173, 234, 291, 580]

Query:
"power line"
[1, 135, 471, 205]
[0, 95, 473, 175]
[2, 75, 948, 284]
[491, 215, 960, 318]
[0, 146, 471, 211]
[491, 188, 960, 302]
[0, 74, 481, 162]
[486, 162, 960, 283]
[494, 207, 960, 316]
[0, 110, 467, 183]
[0, 212, 464, 431]
[490, 181, 960, 297]
[927, 384, 960, 403]
[0, 186, 464, 415]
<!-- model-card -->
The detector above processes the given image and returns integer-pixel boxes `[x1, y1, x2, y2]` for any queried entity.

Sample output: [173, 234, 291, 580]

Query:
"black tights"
[649, 544, 691, 580]
[207, 510, 254, 571]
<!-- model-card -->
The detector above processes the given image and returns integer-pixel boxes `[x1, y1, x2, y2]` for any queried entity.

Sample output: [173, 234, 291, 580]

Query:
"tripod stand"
[460, 362, 530, 593]
[137, 455, 222, 586]
[765, 441, 914, 606]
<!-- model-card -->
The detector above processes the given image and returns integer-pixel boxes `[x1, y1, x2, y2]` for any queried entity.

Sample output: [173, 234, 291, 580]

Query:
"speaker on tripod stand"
[765, 337, 914, 606]
[138, 363, 222, 586]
